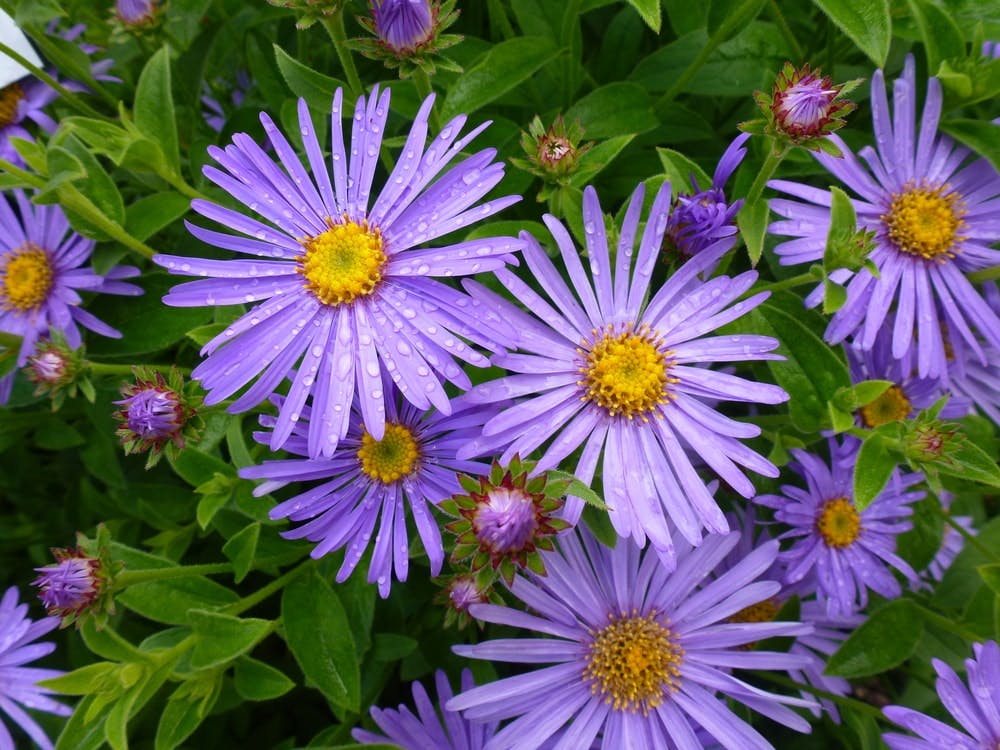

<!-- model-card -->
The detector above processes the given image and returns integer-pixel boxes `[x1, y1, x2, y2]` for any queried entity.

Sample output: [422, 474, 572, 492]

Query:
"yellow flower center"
[1, 243, 53, 311]
[859, 384, 912, 428]
[299, 219, 386, 306]
[884, 183, 965, 261]
[357, 423, 419, 484]
[583, 610, 684, 715]
[728, 597, 780, 625]
[817, 497, 862, 548]
[580, 325, 674, 419]
[0, 83, 24, 127]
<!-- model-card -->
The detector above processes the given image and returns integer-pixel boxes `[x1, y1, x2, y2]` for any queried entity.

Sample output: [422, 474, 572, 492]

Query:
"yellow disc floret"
[357, 423, 419, 484]
[583, 610, 684, 715]
[299, 218, 386, 306]
[1, 243, 54, 312]
[884, 182, 965, 261]
[580, 324, 674, 419]
[728, 597, 780, 625]
[817, 497, 862, 549]
[859, 384, 912, 428]
[0, 83, 24, 127]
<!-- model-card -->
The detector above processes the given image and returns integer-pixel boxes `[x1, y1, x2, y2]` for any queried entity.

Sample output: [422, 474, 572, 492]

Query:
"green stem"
[224, 560, 312, 617]
[0, 42, 114, 121]
[914, 603, 988, 643]
[559, 0, 582, 107]
[57, 183, 156, 260]
[749, 671, 885, 720]
[937, 506, 1000, 564]
[411, 67, 441, 133]
[160, 170, 207, 202]
[0, 158, 46, 188]
[767, 0, 804, 63]
[968, 265, 1000, 283]
[115, 562, 234, 589]
[321, 12, 364, 101]
[744, 147, 785, 207]
[87, 362, 192, 377]
[742, 269, 821, 299]
[653, 42, 717, 115]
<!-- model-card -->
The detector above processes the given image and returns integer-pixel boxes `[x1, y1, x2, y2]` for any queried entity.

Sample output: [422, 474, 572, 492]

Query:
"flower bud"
[372, 0, 434, 52]
[32, 548, 103, 620]
[115, 0, 159, 27]
[114, 368, 197, 467]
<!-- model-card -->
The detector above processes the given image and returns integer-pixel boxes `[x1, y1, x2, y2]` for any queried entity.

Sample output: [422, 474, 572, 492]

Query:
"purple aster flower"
[0, 587, 70, 750]
[460, 181, 787, 566]
[984, 41, 1000, 58]
[947, 283, 1000, 425]
[239, 387, 493, 597]
[0, 191, 141, 403]
[768, 56, 1000, 381]
[353, 669, 498, 749]
[372, 0, 435, 53]
[155, 85, 520, 459]
[32, 548, 103, 619]
[755, 436, 922, 616]
[447, 527, 817, 749]
[665, 133, 750, 258]
[0, 78, 57, 166]
[883, 640, 1000, 750]
[201, 70, 251, 134]
[847, 317, 970, 428]
[114, 369, 194, 465]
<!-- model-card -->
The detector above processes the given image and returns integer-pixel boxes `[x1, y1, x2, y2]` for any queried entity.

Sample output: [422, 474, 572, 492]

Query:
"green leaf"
[582, 503, 618, 548]
[744, 298, 851, 432]
[853, 430, 897, 511]
[134, 47, 180, 172]
[906, 0, 965, 75]
[569, 135, 635, 188]
[45, 134, 125, 229]
[897, 493, 944, 571]
[546, 470, 608, 510]
[564, 82, 658, 138]
[626, 0, 661, 32]
[188, 609, 273, 670]
[39, 663, 119, 695]
[934, 436, 1000, 488]
[125, 192, 190, 242]
[233, 657, 296, 701]
[812, 0, 891, 67]
[656, 147, 712, 193]
[441, 37, 560, 121]
[55, 694, 111, 750]
[707, 0, 768, 42]
[939, 119, 1000, 173]
[371, 633, 419, 662]
[79, 620, 143, 663]
[223, 523, 261, 583]
[155, 677, 221, 750]
[824, 186, 858, 270]
[833, 380, 894, 411]
[273, 45, 345, 112]
[282, 570, 361, 711]
[105, 658, 178, 750]
[826, 599, 923, 677]
[979, 564, 1000, 596]
[737, 198, 769, 267]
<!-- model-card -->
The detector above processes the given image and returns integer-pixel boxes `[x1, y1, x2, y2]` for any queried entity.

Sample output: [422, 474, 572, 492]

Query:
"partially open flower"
[32, 548, 103, 620]
[435, 574, 494, 629]
[114, 0, 159, 27]
[114, 368, 197, 467]
[372, 0, 434, 52]
[24, 335, 91, 407]
[439, 457, 571, 584]
[356, 0, 461, 75]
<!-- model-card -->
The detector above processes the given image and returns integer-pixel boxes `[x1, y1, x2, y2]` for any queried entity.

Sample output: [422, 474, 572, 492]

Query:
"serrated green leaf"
[812, 0, 891, 67]
[826, 599, 923, 677]
[39, 662, 119, 695]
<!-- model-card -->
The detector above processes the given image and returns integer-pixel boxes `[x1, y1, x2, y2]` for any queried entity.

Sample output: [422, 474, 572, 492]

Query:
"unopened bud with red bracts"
[438, 456, 572, 584]
[114, 367, 199, 468]
[512, 115, 593, 197]
[31, 527, 116, 628]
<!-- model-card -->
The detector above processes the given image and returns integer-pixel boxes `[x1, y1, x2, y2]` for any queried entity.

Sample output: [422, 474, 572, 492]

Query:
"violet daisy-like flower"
[353, 669, 498, 749]
[155, 85, 520, 459]
[114, 369, 195, 465]
[946, 283, 1000, 425]
[847, 318, 969, 428]
[372, 0, 435, 52]
[883, 640, 1000, 750]
[0, 191, 141, 403]
[768, 56, 1000, 380]
[0, 587, 70, 750]
[239, 388, 493, 597]
[460, 181, 787, 565]
[755, 436, 922, 616]
[0, 78, 57, 166]
[665, 133, 750, 258]
[447, 527, 817, 750]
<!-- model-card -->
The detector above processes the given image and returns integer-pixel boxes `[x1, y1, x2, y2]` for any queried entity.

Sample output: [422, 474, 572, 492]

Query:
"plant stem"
[58, 183, 157, 260]
[115, 562, 234, 589]
[224, 560, 312, 617]
[749, 671, 885, 720]
[0, 158, 46, 188]
[321, 12, 364, 101]
[87, 362, 192, 377]
[968, 264, 1000, 283]
[0, 42, 114, 121]
[744, 147, 785, 207]
[742, 269, 821, 299]
[411, 67, 441, 133]
[767, 0, 804, 63]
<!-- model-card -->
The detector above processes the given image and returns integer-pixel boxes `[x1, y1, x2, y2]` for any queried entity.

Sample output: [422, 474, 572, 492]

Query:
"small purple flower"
[665, 133, 750, 258]
[447, 527, 817, 749]
[768, 56, 1000, 381]
[201, 70, 251, 134]
[0, 191, 141, 403]
[0, 586, 70, 750]
[353, 669, 498, 749]
[460, 181, 787, 566]
[883, 640, 1000, 750]
[0, 79, 58, 166]
[756, 436, 922, 616]
[372, 0, 435, 52]
[983, 41, 1000, 58]
[115, 0, 158, 26]
[26, 348, 68, 385]
[240, 389, 493, 597]
[32, 548, 102, 619]
[947, 283, 1000, 425]
[114, 370, 193, 465]
[155, 85, 521, 459]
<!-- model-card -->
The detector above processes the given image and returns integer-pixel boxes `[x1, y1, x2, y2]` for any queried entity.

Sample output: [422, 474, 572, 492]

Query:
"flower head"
[155, 86, 520, 459]
[353, 669, 498, 749]
[114, 368, 196, 467]
[357, 0, 461, 75]
[0, 586, 70, 750]
[883, 640, 1000, 750]
[664, 133, 750, 258]
[436, 574, 492, 629]
[447, 528, 816, 749]
[32, 547, 105, 621]
[440, 456, 571, 583]
[756, 436, 922, 616]
[460, 181, 787, 566]
[0, 79, 58, 167]
[240, 388, 494, 597]
[372, 0, 434, 52]
[114, 0, 158, 26]
[768, 56, 1000, 380]
[0, 191, 141, 404]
